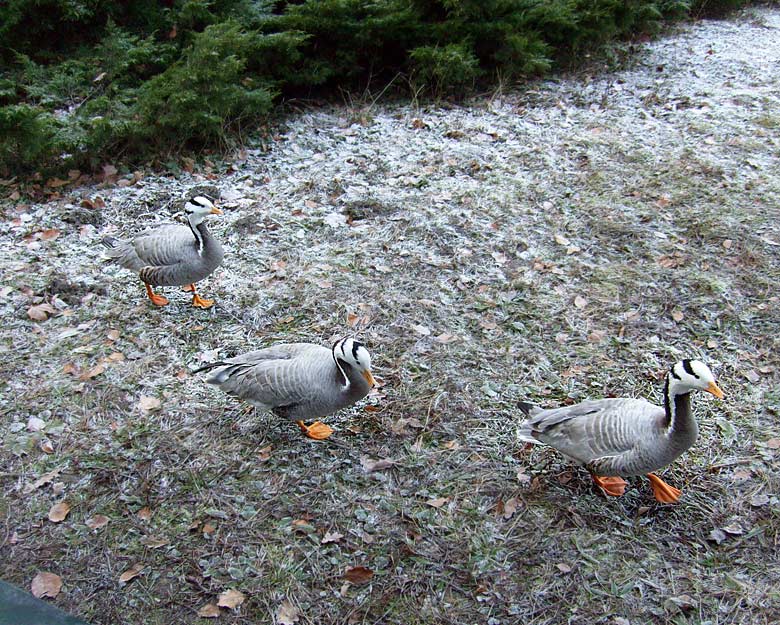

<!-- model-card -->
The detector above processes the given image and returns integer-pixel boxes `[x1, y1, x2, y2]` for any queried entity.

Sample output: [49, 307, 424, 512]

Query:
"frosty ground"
[1, 6, 779, 625]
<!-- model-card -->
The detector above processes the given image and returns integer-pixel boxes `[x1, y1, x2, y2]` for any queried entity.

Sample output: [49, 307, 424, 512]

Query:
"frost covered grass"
[1, 7, 780, 625]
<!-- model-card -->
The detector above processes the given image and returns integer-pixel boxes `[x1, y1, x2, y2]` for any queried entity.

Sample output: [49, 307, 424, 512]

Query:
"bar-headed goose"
[102, 196, 224, 308]
[517, 359, 724, 503]
[195, 337, 376, 440]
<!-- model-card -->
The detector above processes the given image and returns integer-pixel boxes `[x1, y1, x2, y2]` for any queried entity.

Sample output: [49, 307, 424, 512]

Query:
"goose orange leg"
[592, 474, 628, 497]
[182, 283, 196, 292]
[144, 283, 169, 307]
[187, 283, 215, 309]
[646, 473, 681, 503]
[296, 420, 334, 440]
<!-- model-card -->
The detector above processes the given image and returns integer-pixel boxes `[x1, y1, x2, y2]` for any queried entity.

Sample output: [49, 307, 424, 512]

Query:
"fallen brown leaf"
[503, 497, 519, 520]
[41, 228, 60, 240]
[140, 536, 169, 549]
[48, 501, 70, 523]
[343, 566, 374, 585]
[197, 603, 220, 618]
[79, 363, 105, 380]
[425, 497, 449, 509]
[276, 599, 300, 625]
[27, 303, 56, 321]
[321, 531, 344, 544]
[119, 563, 144, 584]
[85, 514, 110, 530]
[138, 395, 161, 412]
[360, 456, 395, 472]
[137, 506, 152, 521]
[23, 468, 62, 494]
[573, 295, 587, 309]
[766, 438, 780, 449]
[31, 572, 62, 599]
[217, 589, 245, 609]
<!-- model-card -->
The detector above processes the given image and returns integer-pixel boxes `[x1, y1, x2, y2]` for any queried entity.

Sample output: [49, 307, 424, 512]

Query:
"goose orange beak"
[362, 370, 376, 388]
[210, 206, 223, 215]
[706, 381, 724, 399]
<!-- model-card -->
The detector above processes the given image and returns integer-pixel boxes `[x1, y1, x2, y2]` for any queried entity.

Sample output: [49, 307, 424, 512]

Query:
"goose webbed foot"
[592, 474, 628, 497]
[646, 472, 681, 503]
[191, 293, 215, 309]
[296, 420, 334, 440]
[144, 283, 169, 307]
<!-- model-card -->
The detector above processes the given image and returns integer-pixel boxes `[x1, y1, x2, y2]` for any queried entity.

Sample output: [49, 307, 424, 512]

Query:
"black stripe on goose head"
[682, 359, 700, 379]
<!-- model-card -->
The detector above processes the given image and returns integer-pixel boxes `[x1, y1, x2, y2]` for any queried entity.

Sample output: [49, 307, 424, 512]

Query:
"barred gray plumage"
[102, 196, 224, 308]
[517, 359, 724, 503]
[194, 338, 376, 440]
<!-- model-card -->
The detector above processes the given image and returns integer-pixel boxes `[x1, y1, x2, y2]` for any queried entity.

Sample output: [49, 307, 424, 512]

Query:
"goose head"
[332, 337, 376, 388]
[668, 359, 724, 399]
[184, 196, 222, 226]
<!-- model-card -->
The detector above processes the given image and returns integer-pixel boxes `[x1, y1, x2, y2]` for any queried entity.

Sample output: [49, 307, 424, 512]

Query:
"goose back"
[104, 222, 223, 287]
[202, 343, 371, 420]
[519, 398, 684, 476]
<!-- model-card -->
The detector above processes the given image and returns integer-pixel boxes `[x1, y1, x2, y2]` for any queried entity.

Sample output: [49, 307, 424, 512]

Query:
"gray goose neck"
[187, 219, 212, 256]
[663, 375, 693, 436]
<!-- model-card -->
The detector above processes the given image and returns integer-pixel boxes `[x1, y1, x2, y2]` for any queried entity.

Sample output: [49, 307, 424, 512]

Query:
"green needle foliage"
[0, 0, 756, 177]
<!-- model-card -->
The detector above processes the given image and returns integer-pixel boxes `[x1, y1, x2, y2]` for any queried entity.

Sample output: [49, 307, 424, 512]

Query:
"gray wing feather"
[521, 398, 665, 464]
[204, 344, 332, 413]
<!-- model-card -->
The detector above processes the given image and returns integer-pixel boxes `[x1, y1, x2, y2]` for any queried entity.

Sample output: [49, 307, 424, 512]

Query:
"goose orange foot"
[646, 472, 681, 503]
[592, 474, 628, 497]
[191, 293, 215, 309]
[145, 283, 169, 307]
[296, 420, 334, 440]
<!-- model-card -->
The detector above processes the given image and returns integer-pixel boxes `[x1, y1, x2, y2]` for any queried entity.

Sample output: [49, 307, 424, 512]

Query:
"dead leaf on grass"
[140, 536, 169, 549]
[276, 599, 300, 625]
[573, 295, 587, 309]
[258, 445, 272, 462]
[217, 589, 245, 609]
[79, 363, 105, 380]
[41, 228, 60, 240]
[343, 566, 374, 585]
[119, 563, 144, 584]
[24, 468, 62, 494]
[27, 303, 56, 321]
[443, 439, 461, 451]
[27, 416, 46, 432]
[138, 395, 161, 412]
[743, 370, 760, 384]
[40, 440, 54, 454]
[671, 309, 684, 322]
[766, 438, 780, 449]
[360, 456, 395, 472]
[137, 506, 152, 521]
[750, 493, 769, 507]
[321, 531, 344, 544]
[556, 563, 572, 574]
[554, 233, 571, 246]
[197, 603, 220, 618]
[502, 497, 519, 520]
[31, 572, 62, 599]
[48, 501, 70, 523]
[425, 497, 449, 509]
[86, 514, 110, 530]
[107, 328, 120, 341]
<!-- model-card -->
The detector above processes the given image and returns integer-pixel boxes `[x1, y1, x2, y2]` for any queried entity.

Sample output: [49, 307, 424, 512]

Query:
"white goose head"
[668, 359, 724, 399]
[332, 337, 375, 388]
[184, 196, 222, 226]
